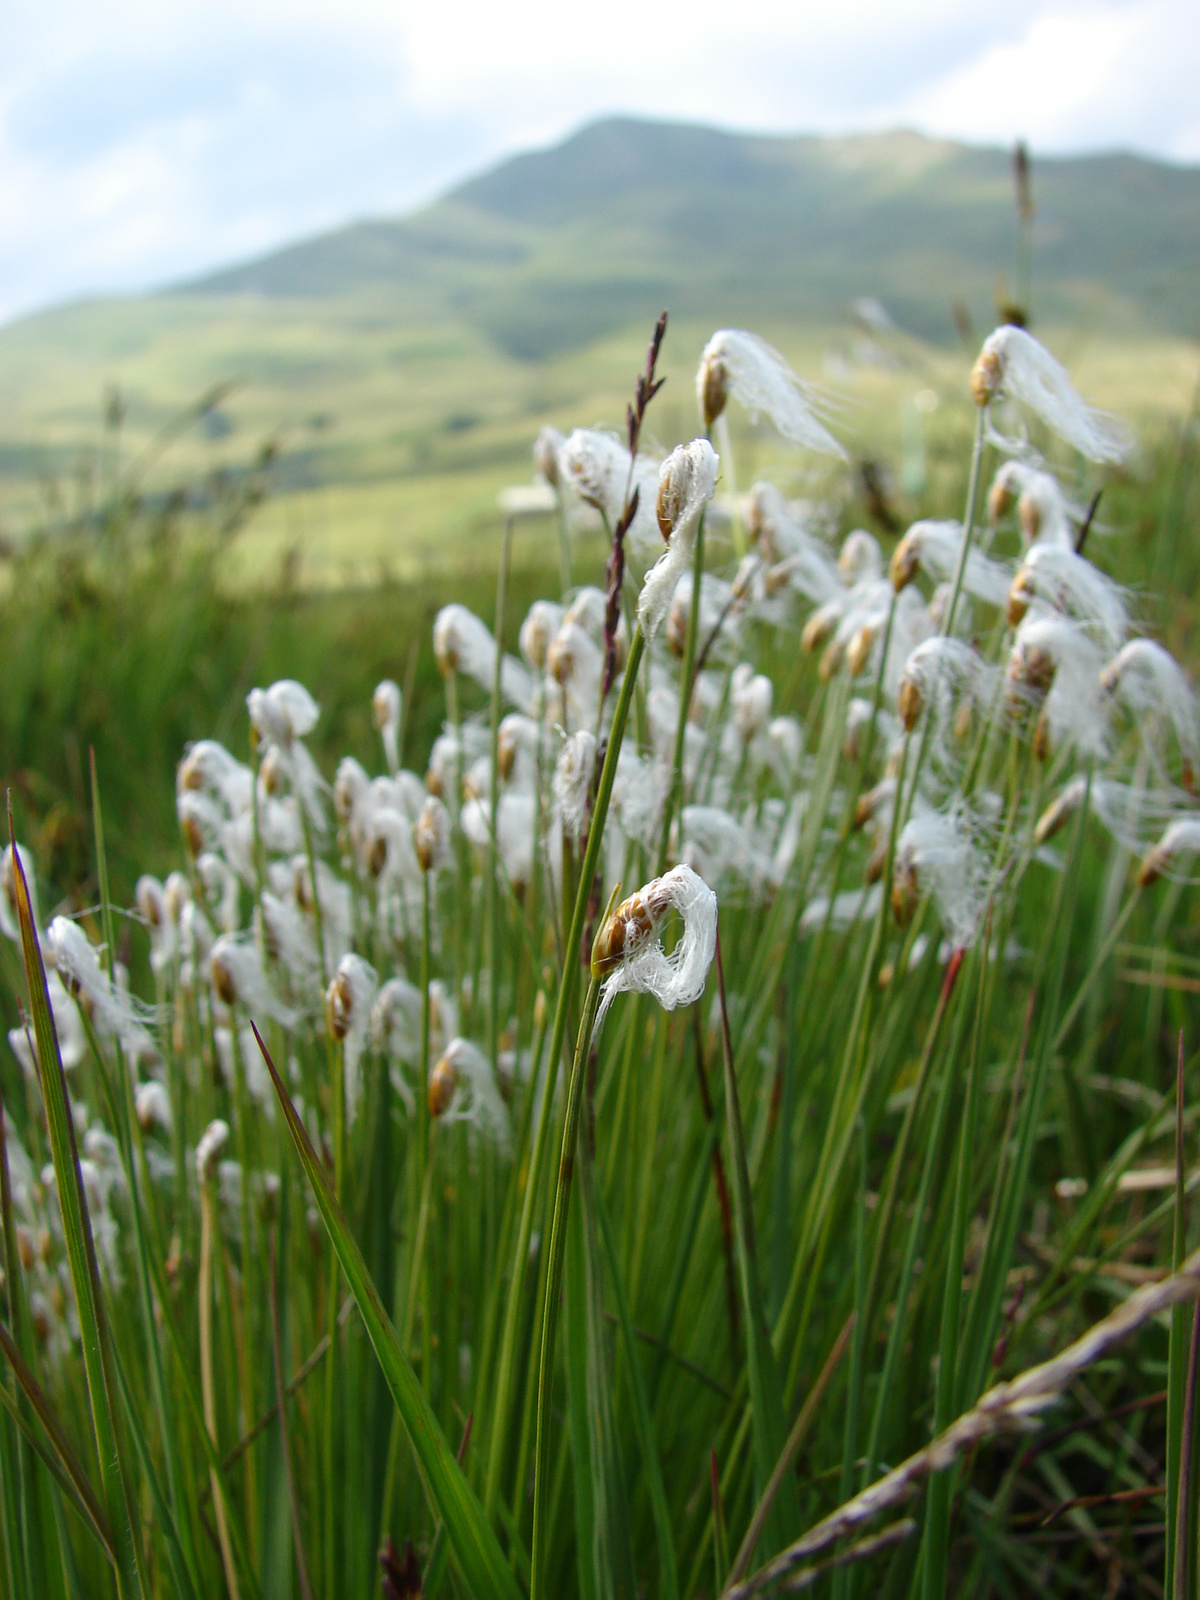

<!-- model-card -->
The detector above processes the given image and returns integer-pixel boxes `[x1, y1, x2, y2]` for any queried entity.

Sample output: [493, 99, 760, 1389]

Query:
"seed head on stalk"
[890, 519, 1010, 610]
[591, 863, 717, 1025]
[210, 933, 298, 1029]
[195, 1118, 229, 1184]
[1101, 638, 1200, 789]
[325, 953, 378, 1117]
[46, 916, 158, 1065]
[970, 324, 1129, 463]
[434, 604, 532, 712]
[427, 1038, 511, 1151]
[891, 806, 990, 946]
[1007, 543, 1128, 649]
[988, 460, 1078, 547]
[0, 843, 38, 941]
[1138, 818, 1200, 887]
[696, 329, 845, 456]
[373, 679, 401, 773]
[533, 425, 563, 488]
[135, 1079, 172, 1133]
[639, 440, 719, 639]
[414, 795, 450, 874]
[519, 600, 563, 673]
[839, 529, 882, 584]
[553, 731, 597, 843]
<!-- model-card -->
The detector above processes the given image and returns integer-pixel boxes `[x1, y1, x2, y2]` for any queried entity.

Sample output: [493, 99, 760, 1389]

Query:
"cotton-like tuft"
[638, 440, 719, 640]
[592, 864, 718, 1025]
[696, 330, 845, 457]
[972, 326, 1129, 464]
[433, 605, 532, 711]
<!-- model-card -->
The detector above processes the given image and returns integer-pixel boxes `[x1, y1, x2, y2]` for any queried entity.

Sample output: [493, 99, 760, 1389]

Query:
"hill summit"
[183, 117, 1200, 356]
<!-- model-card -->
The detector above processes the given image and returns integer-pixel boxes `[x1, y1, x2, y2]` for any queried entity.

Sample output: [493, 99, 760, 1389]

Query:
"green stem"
[940, 406, 986, 644]
[921, 941, 988, 1598]
[715, 926, 798, 1557]
[530, 975, 603, 1600]
[658, 513, 708, 872]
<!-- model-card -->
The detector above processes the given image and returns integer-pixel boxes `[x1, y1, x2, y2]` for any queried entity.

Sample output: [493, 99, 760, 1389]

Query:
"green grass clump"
[1, 313, 1200, 1600]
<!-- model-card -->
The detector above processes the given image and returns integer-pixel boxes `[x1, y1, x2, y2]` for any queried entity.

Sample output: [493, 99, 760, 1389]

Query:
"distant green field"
[1, 297, 1196, 585]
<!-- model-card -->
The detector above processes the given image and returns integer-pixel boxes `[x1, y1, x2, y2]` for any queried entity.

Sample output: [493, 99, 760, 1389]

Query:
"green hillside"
[190, 118, 1200, 353]
[1, 118, 1198, 582]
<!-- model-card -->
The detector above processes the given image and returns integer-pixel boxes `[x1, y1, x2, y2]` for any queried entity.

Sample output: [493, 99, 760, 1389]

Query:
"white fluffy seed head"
[558, 431, 662, 558]
[195, 1119, 229, 1184]
[533, 425, 563, 487]
[889, 520, 1010, 609]
[989, 460, 1078, 547]
[45, 917, 157, 1062]
[896, 639, 993, 773]
[1010, 545, 1128, 650]
[372, 976, 423, 1061]
[135, 1080, 173, 1133]
[427, 1038, 511, 1153]
[560, 429, 627, 513]
[696, 330, 845, 457]
[519, 601, 563, 672]
[892, 807, 990, 947]
[210, 934, 298, 1029]
[176, 740, 253, 813]
[838, 530, 882, 584]
[553, 731, 597, 842]
[1034, 776, 1089, 846]
[638, 440, 719, 640]
[414, 795, 451, 874]
[334, 756, 369, 824]
[0, 844, 38, 942]
[564, 586, 607, 641]
[1138, 817, 1200, 887]
[246, 681, 320, 749]
[971, 326, 1129, 464]
[1101, 639, 1199, 787]
[497, 713, 539, 786]
[591, 864, 718, 1025]
[325, 953, 378, 1043]
[1009, 615, 1109, 760]
[732, 667, 773, 744]
[748, 482, 819, 565]
[373, 680, 401, 771]
[433, 605, 532, 710]
[434, 604, 490, 678]
[373, 679, 400, 734]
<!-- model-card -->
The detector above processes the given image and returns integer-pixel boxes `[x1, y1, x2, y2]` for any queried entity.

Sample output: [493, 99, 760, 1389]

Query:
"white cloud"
[885, 2, 1200, 160]
[0, 0, 1196, 324]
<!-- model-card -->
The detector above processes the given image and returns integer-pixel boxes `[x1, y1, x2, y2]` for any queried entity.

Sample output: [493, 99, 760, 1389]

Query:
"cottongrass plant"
[3, 311, 1200, 1600]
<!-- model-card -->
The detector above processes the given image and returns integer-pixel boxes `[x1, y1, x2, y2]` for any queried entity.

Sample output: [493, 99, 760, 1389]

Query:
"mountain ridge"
[173, 117, 1200, 357]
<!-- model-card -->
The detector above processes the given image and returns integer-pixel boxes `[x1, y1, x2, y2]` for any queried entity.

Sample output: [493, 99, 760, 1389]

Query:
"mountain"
[2, 117, 1198, 580]
[184, 118, 1200, 357]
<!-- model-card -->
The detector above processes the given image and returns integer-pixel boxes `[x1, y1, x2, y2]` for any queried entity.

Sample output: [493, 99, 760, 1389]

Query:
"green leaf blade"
[251, 1023, 522, 1600]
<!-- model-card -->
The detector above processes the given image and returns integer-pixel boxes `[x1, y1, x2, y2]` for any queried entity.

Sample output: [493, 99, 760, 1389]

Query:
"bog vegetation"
[1, 294, 1200, 1600]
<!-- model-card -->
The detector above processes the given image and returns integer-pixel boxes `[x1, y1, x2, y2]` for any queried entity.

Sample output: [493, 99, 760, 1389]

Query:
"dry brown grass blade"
[728, 1244, 1200, 1599]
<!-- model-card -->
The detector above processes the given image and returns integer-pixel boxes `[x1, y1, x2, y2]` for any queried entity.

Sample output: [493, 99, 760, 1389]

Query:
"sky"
[3, 0, 1198, 326]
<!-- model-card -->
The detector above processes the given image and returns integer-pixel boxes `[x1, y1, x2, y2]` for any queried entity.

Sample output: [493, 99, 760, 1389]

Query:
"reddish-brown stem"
[693, 1007, 740, 1350]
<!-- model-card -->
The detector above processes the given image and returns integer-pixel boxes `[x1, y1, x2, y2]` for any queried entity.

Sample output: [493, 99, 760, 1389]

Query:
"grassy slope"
[0, 121, 1197, 580]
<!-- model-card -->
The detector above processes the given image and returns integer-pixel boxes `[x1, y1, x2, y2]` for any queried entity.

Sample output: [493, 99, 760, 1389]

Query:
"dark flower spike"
[380, 1535, 423, 1600]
